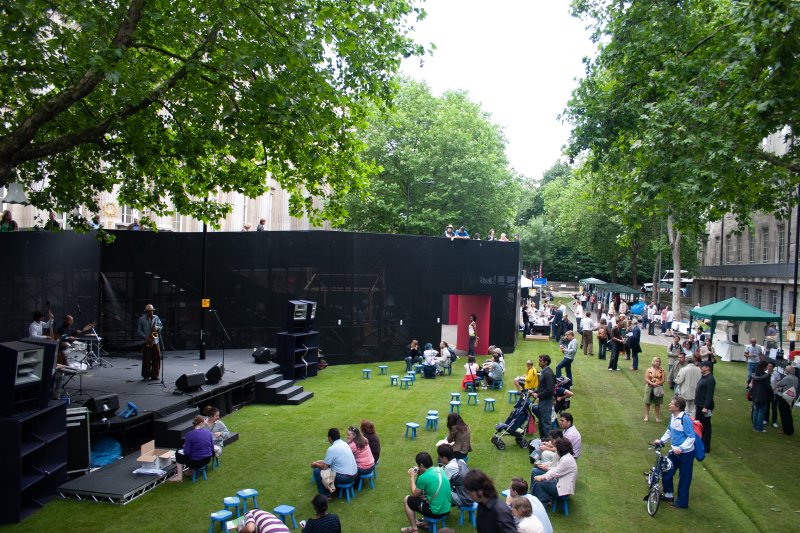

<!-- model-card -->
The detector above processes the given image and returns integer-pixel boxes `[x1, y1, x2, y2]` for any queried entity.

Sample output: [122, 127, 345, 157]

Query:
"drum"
[64, 342, 88, 365]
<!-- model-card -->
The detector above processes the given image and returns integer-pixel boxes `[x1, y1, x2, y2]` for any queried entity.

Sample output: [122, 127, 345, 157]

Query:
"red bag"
[527, 415, 537, 435]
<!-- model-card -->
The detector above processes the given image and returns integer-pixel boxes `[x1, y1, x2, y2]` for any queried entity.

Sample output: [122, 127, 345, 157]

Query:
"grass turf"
[6, 337, 798, 532]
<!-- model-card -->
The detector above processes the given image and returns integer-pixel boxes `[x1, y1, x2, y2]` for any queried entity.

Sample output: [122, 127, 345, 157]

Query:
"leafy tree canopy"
[0, 0, 426, 227]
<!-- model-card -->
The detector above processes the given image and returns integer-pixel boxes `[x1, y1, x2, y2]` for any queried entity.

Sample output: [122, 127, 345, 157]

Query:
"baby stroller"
[491, 389, 534, 450]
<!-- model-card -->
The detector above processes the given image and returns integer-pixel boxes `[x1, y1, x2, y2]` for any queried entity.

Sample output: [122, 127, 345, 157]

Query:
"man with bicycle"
[652, 395, 696, 509]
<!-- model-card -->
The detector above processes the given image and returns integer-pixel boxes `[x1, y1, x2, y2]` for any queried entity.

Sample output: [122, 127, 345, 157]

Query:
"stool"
[208, 510, 233, 533]
[491, 379, 504, 390]
[378, 365, 388, 375]
[273, 505, 297, 528]
[415, 364, 423, 374]
[459, 502, 478, 527]
[192, 465, 208, 482]
[501, 489, 510, 498]
[427, 410, 439, 416]
[237, 489, 259, 513]
[406, 371, 416, 383]
[450, 392, 461, 401]
[374, 459, 379, 480]
[422, 515, 447, 533]
[405, 422, 420, 439]
[400, 377, 411, 389]
[390, 375, 399, 386]
[551, 495, 570, 516]
[483, 398, 496, 412]
[465, 381, 476, 392]
[211, 455, 220, 470]
[223, 496, 241, 518]
[449, 400, 461, 413]
[508, 390, 520, 404]
[338, 482, 355, 503]
[426, 415, 439, 430]
[358, 469, 375, 491]
[445, 365, 452, 375]
[362, 369, 371, 379]
[467, 392, 479, 405]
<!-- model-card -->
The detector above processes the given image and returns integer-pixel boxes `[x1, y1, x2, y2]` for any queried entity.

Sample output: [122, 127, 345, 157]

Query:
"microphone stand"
[210, 310, 234, 373]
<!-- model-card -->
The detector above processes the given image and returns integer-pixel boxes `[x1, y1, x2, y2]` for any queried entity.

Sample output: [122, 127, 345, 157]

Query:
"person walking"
[652, 396, 696, 509]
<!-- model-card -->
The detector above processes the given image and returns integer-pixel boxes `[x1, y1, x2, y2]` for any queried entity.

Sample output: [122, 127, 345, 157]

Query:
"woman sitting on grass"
[346, 425, 375, 476]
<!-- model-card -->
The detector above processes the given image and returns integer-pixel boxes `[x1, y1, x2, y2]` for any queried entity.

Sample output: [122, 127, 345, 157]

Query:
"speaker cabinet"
[205, 363, 224, 384]
[175, 372, 206, 392]
[84, 394, 119, 417]
[66, 407, 91, 475]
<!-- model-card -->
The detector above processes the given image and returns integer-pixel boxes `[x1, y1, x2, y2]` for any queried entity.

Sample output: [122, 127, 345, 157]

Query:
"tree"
[0, 0, 426, 226]
[341, 78, 520, 235]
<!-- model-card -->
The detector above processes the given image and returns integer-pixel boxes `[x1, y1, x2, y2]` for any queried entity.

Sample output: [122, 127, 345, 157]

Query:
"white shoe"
[773, 423, 779, 428]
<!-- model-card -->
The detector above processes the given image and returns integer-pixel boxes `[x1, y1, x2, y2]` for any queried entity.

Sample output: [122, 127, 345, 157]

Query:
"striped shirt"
[242, 510, 290, 533]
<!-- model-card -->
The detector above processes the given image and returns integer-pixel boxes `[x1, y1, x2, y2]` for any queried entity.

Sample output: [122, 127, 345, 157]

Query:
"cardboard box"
[137, 440, 173, 469]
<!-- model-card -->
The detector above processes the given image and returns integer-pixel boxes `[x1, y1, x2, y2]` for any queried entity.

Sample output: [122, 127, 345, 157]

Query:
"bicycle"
[643, 442, 673, 516]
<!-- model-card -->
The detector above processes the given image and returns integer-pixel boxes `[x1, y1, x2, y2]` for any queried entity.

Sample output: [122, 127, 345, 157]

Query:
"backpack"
[449, 459, 474, 506]
[448, 347, 458, 363]
[684, 414, 705, 462]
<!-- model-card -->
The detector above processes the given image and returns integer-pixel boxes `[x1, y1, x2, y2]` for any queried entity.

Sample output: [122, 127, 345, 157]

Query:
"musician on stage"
[56, 314, 95, 342]
[28, 310, 54, 340]
[137, 304, 162, 380]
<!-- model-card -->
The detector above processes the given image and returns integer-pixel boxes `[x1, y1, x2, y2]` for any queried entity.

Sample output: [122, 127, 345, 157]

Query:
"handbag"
[779, 386, 797, 405]
[653, 385, 665, 398]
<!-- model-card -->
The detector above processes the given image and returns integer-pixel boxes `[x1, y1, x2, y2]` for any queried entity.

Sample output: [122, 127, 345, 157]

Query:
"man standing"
[695, 361, 716, 453]
[444, 224, 455, 239]
[675, 356, 701, 414]
[666, 335, 683, 379]
[555, 331, 577, 385]
[665, 306, 674, 334]
[580, 311, 595, 356]
[558, 413, 582, 459]
[256, 218, 267, 231]
[402, 451, 451, 532]
[574, 299, 583, 332]
[312, 428, 358, 499]
[533, 355, 555, 438]
[136, 304, 162, 380]
[653, 396, 696, 509]
[743, 338, 764, 386]
[628, 319, 642, 371]
[550, 305, 563, 343]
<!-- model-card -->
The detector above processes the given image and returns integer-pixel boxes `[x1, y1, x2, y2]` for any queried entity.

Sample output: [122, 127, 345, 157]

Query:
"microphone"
[208, 309, 217, 312]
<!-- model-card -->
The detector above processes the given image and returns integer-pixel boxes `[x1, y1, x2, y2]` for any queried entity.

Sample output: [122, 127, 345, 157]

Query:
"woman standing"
[468, 314, 478, 356]
[773, 366, 798, 435]
[644, 357, 666, 423]
[596, 318, 609, 360]
[749, 361, 771, 433]
[346, 426, 375, 476]
[445, 413, 472, 460]
[203, 406, 230, 456]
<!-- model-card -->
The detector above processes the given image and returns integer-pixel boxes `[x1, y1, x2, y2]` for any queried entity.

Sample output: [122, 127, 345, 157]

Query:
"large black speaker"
[84, 394, 119, 417]
[66, 407, 91, 475]
[205, 363, 224, 384]
[252, 346, 275, 364]
[175, 372, 206, 392]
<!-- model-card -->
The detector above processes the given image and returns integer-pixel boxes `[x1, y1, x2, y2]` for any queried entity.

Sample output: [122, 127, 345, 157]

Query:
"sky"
[400, 0, 597, 182]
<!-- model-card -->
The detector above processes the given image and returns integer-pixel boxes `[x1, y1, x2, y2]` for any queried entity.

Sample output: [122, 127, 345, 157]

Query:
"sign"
[201, 299, 211, 309]
[533, 278, 547, 286]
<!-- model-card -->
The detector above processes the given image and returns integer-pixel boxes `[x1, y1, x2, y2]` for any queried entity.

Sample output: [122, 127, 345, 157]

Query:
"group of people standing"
[443, 224, 515, 242]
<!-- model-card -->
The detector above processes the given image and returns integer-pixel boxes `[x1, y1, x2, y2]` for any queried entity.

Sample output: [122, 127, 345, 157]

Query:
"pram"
[491, 389, 535, 450]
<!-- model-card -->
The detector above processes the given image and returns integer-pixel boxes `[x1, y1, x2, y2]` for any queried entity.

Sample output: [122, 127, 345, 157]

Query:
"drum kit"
[63, 332, 111, 371]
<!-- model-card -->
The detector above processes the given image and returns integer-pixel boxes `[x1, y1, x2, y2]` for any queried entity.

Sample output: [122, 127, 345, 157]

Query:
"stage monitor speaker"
[175, 372, 206, 392]
[205, 363, 225, 384]
[302, 300, 318, 328]
[84, 394, 119, 417]
[286, 299, 309, 331]
[252, 346, 275, 364]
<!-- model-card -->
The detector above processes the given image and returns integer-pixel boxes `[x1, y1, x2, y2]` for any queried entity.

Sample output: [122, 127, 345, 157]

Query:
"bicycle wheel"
[646, 484, 661, 516]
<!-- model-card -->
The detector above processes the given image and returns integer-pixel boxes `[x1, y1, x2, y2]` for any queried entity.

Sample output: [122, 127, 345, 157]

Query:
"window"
[749, 230, 756, 263]
[172, 213, 182, 232]
[713, 236, 720, 264]
[761, 228, 770, 263]
[698, 285, 703, 304]
[770, 290, 778, 315]
[755, 289, 763, 309]
[736, 234, 742, 264]
[725, 234, 732, 264]
[730, 286, 736, 299]
[720, 286, 726, 300]
[777, 224, 786, 262]
[121, 206, 136, 225]
[742, 287, 750, 304]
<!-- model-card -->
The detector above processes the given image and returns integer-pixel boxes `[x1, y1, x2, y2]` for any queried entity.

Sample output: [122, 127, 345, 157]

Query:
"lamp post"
[790, 184, 800, 353]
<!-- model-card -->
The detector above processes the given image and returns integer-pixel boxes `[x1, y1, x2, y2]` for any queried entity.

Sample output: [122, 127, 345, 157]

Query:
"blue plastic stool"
[422, 515, 447, 533]
[211, 455, 220, 470]
[374, 459, 379, 480]
[450, 392, 461, 401]
[450, 400, 461, 413]
[405, 422, 420, 439]
[237, 489, 259, 513]
[358, 469, 375, 491]
[467, 392, 479, 405]
[273, 505, 298, 528]
[406, 371, 416, 383]
[459, 502, 478, 527]
[492, 379, 504, 390]
[223, 496, 241, 518]
[379, 365, 388, 375]
[400, 377, 411, 389]
[192, 465, 208, 482]
[390, 375, 399, 386]
[551, 495, 570, 516]
[427, 409, 439, 416]
[415, 364, 423, 374]
[362, 369, 371, 379]
[501, 489, 510, 498]
[508, 390, 520, 404]
[426, 415, 439, 430]
[483, 398, 496, 412]
[208, 510, 232, 533]
[445, 365, 452, 375]
[465, 381, 476, 392]
[338, 482, 356, 503]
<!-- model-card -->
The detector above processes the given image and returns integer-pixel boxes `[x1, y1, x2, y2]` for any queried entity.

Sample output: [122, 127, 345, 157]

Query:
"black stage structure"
[1, 230, 521, 361]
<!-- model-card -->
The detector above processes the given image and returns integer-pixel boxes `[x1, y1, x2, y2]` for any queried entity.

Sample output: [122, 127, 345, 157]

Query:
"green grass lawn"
[6, 338, 798, 532]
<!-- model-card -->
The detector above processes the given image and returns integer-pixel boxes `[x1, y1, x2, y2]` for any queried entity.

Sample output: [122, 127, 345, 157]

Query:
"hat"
[447, 224, 454, 229]
[144, 304, 154, 311]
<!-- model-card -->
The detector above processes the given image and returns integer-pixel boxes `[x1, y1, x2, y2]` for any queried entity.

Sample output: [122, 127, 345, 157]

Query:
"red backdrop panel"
[448, 294, 460, 325]
[455, 295, 492, 355]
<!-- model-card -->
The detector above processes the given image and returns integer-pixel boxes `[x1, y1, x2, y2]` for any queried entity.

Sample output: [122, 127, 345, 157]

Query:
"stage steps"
[153, 407, 240, 449]
[254, 375, 314, 405]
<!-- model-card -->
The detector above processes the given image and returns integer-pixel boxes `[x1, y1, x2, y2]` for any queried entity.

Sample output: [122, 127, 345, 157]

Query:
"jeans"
[313, 467, 356, 496]
[468, 336, 476, 356]
[630, 347, 640, 370]
[531, 479, 559, 506]
[662, 449, 695, 508]
[778, 397, 795, 435]
[746, 361, 757, 385]
[537, 398, 553, 438]
[555, 358, 573, 384]
[608, 343, 620, 370]
[752, 401, 767, 431]
[598, 338, 608, 360]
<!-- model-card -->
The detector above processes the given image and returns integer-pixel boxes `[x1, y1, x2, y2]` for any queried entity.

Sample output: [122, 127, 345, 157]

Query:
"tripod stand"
[210, 309, 234, 374]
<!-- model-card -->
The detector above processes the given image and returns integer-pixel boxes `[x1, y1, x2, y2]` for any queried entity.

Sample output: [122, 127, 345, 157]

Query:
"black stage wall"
[2, 231, 520, 363]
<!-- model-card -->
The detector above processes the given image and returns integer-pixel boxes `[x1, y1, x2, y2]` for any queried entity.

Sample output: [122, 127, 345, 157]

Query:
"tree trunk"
[666, 214, 682, 321]
[630, 240, 640, 288]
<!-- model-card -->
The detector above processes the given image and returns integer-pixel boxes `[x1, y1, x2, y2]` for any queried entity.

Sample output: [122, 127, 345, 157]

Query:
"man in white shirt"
[505, 478, 553, 533]
[574, 301, 584, 331]
[743, 338, 764, 386]
[580, 311, 595, 356]
[665, 307, 674, 334]
[28, 310, 54, 339]
[558, 412, 582, 459]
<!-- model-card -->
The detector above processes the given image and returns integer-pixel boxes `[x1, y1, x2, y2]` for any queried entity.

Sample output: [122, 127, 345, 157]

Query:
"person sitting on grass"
[311, 428, 357, 501]
[239, 509, 290, 533]
[175, 415, 214, 480]
[401, 451, 452, 533]
[462, 469, 517, 532]
[299, 494, 341, 533]
[504, 478, 553, 533]
[511, 496, 545, 533]
[531, 438, 578, 508]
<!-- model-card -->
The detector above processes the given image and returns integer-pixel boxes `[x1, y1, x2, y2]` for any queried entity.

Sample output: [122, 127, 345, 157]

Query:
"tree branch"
[682, 23, 734, 58]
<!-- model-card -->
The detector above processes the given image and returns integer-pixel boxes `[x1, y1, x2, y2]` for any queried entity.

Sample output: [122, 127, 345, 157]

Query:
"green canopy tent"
[689, 297, 782, 348]
[579, 277, 608, 286]
[602, 282, 643, 296]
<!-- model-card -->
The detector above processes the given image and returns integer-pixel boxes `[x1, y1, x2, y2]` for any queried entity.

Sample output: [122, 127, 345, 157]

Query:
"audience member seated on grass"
[504, 478, 552, 533]
[515, 359, 538, 392]
[531, 438, 578, 508]
[239, 509, 291, 533]
[462, 355, 480, 390]
[402, 451, 452, 533]
[346, 425, 375, 476]
[558, 412, 582, 459]
[311, 428, 357, 500]
[436, 443, 473, 507]
[175, 415, 214, 479]
[360, 420, 381, 463]
[405, 339, 422, 372]
[299, 494, 341, 533]
[511, 497, 545, 533]
[462, 469, 517, 533]
[442, 413, 472, 461]
[203, 406, 231, 456]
